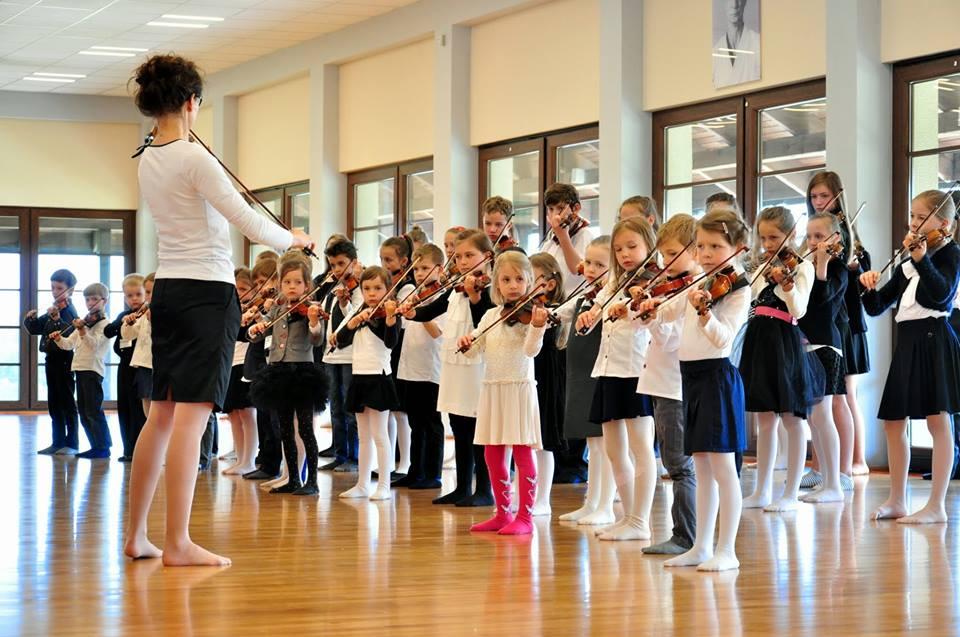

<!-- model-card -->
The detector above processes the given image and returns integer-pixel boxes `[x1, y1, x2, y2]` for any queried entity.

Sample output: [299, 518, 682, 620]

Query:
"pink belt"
[754, 305, 797, 325]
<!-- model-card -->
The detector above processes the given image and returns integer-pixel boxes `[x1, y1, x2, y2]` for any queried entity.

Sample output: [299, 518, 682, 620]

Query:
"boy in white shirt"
[51, 283, 112, 459]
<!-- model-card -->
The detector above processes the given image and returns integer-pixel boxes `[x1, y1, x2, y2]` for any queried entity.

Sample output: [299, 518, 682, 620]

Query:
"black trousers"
[76, 371, 110, 450]
[116, 358, 146, 457]
[255, 409, 282, 475]
[200, 412, 217, 466]
[405, 381, 444, 482]
[449, 414, 490, 497]
[45, 355, 79, 449]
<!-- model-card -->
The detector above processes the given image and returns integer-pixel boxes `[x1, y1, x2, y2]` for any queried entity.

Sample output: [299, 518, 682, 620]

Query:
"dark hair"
[279, 252, 312, 282]
[50, 269, 76, 288]
[360, 265, 391, 289]
[131, 54, 203, 118]
[325, 239, 358, 261]
[382, 235, 414, 262]
[544, 183, 581, 208]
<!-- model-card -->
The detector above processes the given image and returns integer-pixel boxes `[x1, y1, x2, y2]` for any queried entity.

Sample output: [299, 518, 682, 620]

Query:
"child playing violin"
[248, 254, 329, 495]
[482, 196, 517, 252]
[51, 283, 112, 459]
[458, 250, 549, 535]
[637, 209, 751, 571]
[542, 183, 595, 296]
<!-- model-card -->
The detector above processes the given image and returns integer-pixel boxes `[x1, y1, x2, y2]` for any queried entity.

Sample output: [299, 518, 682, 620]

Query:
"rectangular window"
[244, 181, 309, 265]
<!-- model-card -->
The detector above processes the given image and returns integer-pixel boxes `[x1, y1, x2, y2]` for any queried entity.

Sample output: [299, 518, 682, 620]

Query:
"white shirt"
[122, 315, 152, 369]
[351, 324, 394, 375]
[749, 258, 814, 319]
[55, 319, 111, 377]
[138, 140, 293, 284]
[398, 305, 444, 384]
[583, 291, 649, 379]
[895, 260, 950, 322]
[322, 287, 363, 365]
[659, 280, 751, 362]
[463, 308, 545, 381]
[232, 341, 249, 367]
[637, 309, 683, 402]
[439, 292, 484, 368]
[540, 227, 595, 298]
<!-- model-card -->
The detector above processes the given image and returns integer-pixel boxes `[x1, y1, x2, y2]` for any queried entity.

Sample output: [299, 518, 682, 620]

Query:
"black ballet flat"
[292, 484, 319, 496]
[432, 490, 468, 505]
[270, 483, 301, 494]
[455, 492, 494, 508]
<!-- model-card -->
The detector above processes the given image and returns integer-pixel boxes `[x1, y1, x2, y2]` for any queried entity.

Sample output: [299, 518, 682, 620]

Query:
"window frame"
[346, 158, 434, 245]
[243, 180, 309, 265]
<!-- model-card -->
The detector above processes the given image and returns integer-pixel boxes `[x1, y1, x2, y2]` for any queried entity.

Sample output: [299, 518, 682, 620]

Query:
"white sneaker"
[54, 447, 78, 456]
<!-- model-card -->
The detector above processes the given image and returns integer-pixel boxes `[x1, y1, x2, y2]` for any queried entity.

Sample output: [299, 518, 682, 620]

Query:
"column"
[309, 63, 347, 242]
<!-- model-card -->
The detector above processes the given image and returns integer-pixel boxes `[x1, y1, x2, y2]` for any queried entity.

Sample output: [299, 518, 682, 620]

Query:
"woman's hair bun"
[131, 54, 203, 118]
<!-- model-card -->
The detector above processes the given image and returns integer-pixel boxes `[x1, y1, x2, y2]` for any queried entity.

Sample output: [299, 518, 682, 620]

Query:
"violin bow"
[319, 259, 359, 306]
[607, 239, 697, 323]
[408, 253, 494, 309]
[637, 247, 748, 320]
[188, 130, 318, 260]
[398, 264, 441, 305]
[458, 280, 547, 354]
[240, 272, 278, 310]
[594, 248, 661, 315]
[493, 212, 516, 247]
[355, 257, 421, 328]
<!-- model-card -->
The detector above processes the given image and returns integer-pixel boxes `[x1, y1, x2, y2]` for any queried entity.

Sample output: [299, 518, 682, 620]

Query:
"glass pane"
[109, 255, 126, 290]
[354, 226, 393, 266]
[105, 364, 118, 402]
[664, 180, 737, 220]
[557, 139, 600, 226]
[758, 168, 826, 240]
[354, 178, 395, 229]
[759, 99, 826, 174]
[406, 170, 435, 241]
[0, 328, 19, 364]
[0, 216, 18, 256]
[911, 72, 960, 152]
[0, 365, 17, 401]
[0, 291, 19, 327]
[247, 195, 283, 264]
[291, 191, 310, 234]
[665, 114, 737, 186]
[910, 151, 960, 200]
[37, 364, 46, 403]
[487, 151, 541, 250]
[109, 292, 126, 317]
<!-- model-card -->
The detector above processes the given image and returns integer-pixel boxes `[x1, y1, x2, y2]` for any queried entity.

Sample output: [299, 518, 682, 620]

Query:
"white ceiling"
[0, 0, 417, 96]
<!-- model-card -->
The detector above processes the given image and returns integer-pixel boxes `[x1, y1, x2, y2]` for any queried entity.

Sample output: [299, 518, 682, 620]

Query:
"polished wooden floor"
[5, 413, 960, 636]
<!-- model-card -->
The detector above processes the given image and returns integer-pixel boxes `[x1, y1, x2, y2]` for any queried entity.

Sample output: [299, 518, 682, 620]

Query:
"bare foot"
[742, 491, 773, 509]
[764, 496, 800, 512]
[871, 499, 908, 521]
[123, 536, 162, 560]
[851, 463, 870, 476]
[162, 542, 231, 567]
[897, 504, 947, 525]
[697, 550, 740, 572]
[664, 546, 712, 568]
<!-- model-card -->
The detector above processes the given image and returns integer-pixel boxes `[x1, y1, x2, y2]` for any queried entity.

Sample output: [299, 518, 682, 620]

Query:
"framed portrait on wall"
[713, 0, 761, 89]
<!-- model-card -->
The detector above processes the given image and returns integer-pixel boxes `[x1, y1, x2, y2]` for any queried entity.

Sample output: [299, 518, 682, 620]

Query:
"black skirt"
[841, 327, 871, 376]
[221, 364, 252, 412]
[589, 376, 653, 424]
[878, 318, 960, 420]
[134, 367, 153, 400]
[345, 373, 400, 413]
[535, 326, 567, 452]
[680, 358, 746, 454]
[812, 347, 846, 396]
[150, 278, 240, 411]
[249, 362, 329, 412]
[739, 315, 823, 417]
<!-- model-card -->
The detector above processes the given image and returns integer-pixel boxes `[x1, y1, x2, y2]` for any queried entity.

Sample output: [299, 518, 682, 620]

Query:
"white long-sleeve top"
[636, 309, 683, 401]
[321, 287, 364, 365]
[539, 227, 595, 297]
[398, 309, 444, 383]
[749, 257, 814, 319]
[138, 140, 293, 284]
[121, 315, 152, 369]
[463, 307, 545, 381]
[658, 277, 751, 362]
[55, 319, 111, 376]
[579, 288, 649, 379]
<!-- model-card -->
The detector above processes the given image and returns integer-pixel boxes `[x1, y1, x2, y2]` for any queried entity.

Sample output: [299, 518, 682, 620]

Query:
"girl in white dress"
[458, 250, 548, 535]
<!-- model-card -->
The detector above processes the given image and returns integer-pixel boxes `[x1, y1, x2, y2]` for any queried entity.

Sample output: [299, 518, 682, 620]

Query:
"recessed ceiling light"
[24, 77, 75, 83]
[160, 14, 224, 22]
[147, 21, 209, 28]
[80, 50, 137, 57]
[34, 72, 86, 78]
[91, 46, 148, 52]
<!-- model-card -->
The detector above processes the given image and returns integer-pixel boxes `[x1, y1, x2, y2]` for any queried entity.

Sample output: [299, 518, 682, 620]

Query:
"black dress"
[797, 259, 849, 397]
[563, 297, 602, 439]
[534, 324, 566, 452]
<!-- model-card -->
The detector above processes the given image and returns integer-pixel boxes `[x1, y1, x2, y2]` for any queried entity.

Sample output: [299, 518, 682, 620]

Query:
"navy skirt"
[589, 376, 653, 424]
[841, 328, 871, 376]
[878, 318, 960, 420]
[680, 358, 746, 454]
[739, 315, 822, 417]
[134, 367, 153, 400]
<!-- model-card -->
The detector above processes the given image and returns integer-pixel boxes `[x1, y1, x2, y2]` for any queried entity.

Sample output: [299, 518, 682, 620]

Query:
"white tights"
[598, 416, 656, 541]
[744, 412, 806, 511]
[801, 397, 844, 503]
[341, 408, 392, 500]
[558, 436, 616, 525]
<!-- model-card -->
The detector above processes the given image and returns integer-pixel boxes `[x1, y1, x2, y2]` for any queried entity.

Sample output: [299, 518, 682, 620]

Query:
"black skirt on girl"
[589, 376, 654, 424]
[134, 367, 153, 400]
[563, 298, 602, 439]
[222, 364, 252, 412]
[739, 286, 824, 417]
[249, 362, 329, 412]
[534, 324, 567, 452]
[681, 358, 746, 454]
[840, 249, 872, 376]
[812, 347, 846, 396]
[345, 373, 400, 413]
[878, 318, 960, 420]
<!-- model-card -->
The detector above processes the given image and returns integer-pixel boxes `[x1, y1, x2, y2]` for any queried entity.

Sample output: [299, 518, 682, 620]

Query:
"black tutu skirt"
[535, 326, 567, 452]
[345, 373, 400, 413]
[222, 364, 252, 412]
[249, 362, 330, 413]
[681, 358, 746, 454]
[878, 318, 960, 420]
[134, 367, 153, 400]
[812, 347, 846, 396]
[841, 327, 871, 376]
[739, 315, 823, 417]
[589, 376, 654, 424]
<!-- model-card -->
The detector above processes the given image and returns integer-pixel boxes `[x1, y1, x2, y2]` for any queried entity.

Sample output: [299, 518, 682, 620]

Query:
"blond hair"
[915, 189, 959, 241]
[529, 252, 565, 304]
[608, 217, 657, 286]
[122, 273, 145, 289]
[491, 250, 534, 306]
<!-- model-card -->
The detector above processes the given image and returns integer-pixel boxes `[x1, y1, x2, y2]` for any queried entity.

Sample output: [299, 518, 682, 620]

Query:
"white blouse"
[121, 315, 152, 370]
[658, 281, 751, 362]
[398, 306, 444, 384]
[580, 289, 649, 379]
[895, 260, 950, 322]
[539, 227, 596, 297]
[463, 308, 545, 381]
[322, 287, 363, 365]
[55, 320, 111, 377]
[138, 140, 293, 284]
[636, 310, 683, 402]
[749, 258, 814, 319]
[351, 325, 394, 375]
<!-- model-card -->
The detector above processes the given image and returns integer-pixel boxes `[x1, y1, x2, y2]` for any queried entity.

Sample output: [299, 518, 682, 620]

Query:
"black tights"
[277, 403, 318, 490]
[450, 414, 490, 498]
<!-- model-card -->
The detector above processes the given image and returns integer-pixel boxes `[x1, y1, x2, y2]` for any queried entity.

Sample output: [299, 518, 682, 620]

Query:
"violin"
[288, 301, 329, 321]
[763, 247, 803, 285]
[502, 291, 559, 327]
[455, 272, 491, 295]
[557, 210, 589, 239]
[907, 228, 950, 251]
[405, 280, 444, 307]
[59, 308, 105, 338]
[243, 286, 277, 313]
[631, 272, 694, 311]
[332, 272, 359, 300]
[694, 266, 744, 316]
[495, 234, 517, 251]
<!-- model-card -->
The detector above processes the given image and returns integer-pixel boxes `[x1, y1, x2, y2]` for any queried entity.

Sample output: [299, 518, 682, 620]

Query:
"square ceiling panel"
[0, 0, 419, 95]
